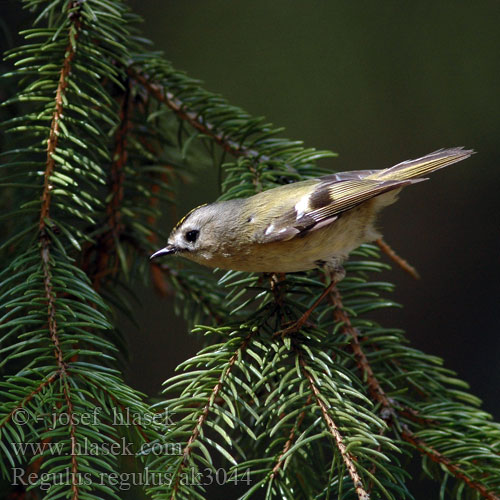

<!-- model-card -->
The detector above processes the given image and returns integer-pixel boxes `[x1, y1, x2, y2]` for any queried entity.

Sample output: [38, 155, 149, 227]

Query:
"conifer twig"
[401, 430, 500, 500]
[127, 66, 265, 192]
[299, 354, 370, 500]
[170, 334, 252, 498]
[0, 372, 59, 429]
[38, 3, 84, 497]
[271, 394, 312, 478]
[127, 66, 268, 164]
[126, 64, 321, 193]
[375, 238, 420, 280]
[86, 80, 131, 290]
[330, 286, 393, 412]
[78, 372, 152, 444]
[330, 285, 499, 499]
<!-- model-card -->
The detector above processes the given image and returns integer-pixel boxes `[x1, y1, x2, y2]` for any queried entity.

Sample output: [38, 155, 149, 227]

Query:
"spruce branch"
[167, 332, 253, 499]
[270, 394, 312, 479]
[400, 430, 500, 500]
[330, 285, 393, 413]
[37, 3, 84, 496]
[0, 1, 158, 497]
[125, 62, 337, 198]
[61, 380, 79, 499]
[299, 352, 371, 500]
[77, 371, 153, 446]
[39, 1, 83, 230]
[127, 65, 279, 171]
[0, 372, 58, 430]
[125, 64, 268, 194]
[330, 285, 500, 499]
[89, 79, 131, 291]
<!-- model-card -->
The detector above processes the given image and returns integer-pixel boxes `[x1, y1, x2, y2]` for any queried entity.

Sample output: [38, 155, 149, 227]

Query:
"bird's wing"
[258, 147, 473, 244]
[258, 177, 416, 243]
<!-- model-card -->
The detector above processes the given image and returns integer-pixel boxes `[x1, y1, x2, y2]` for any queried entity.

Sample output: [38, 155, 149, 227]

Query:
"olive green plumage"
[151, 147, 473, 274]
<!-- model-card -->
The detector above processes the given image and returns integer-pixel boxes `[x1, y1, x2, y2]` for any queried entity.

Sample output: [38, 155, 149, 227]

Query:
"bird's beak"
[150, 245, 177, 260]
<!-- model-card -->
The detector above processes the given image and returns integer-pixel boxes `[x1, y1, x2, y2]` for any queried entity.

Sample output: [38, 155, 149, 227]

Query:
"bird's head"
[150, 201, 243, 267]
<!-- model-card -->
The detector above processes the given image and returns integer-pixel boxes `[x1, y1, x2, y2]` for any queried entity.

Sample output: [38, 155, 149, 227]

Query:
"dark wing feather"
[305, 178, 415, 221]
[259, 177, 416, 243]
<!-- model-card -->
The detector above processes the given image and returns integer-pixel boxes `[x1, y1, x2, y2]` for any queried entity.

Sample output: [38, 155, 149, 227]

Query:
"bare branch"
[376, 238, 420, 280]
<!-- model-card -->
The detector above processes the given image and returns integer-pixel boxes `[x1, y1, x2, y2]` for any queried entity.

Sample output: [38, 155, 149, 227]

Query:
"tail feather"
[369, 147, 474, 181]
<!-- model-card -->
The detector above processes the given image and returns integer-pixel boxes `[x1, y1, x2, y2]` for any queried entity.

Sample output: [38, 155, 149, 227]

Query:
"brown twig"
[62, 380, 79, 499]
[126, 66, 268, 190]
[276, 279, 337, 337]
[330, 286, 393, 412]
[40, 6, 80, 230]
[375, 238, 420, 280]
[401, 430, 500, 500]
[329, 285, 393, 487]
[271, 394, 312, 478]
[299, 354, 370, 500]
[86, 80, 131, 291]
[38, 3, 83, 498]
[127, 66, 265, 164]
[170, 334, 252, 499]
[0, 372, 59, 429]
[330, 286, 499, 499]
[40, 0, 81, 368]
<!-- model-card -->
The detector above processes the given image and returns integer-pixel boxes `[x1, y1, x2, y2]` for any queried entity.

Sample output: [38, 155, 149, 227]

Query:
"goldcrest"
[151, 148, 472, 277]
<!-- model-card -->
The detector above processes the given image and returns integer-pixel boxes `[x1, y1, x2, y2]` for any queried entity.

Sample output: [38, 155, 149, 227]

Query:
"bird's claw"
[274, 318, 315, 338]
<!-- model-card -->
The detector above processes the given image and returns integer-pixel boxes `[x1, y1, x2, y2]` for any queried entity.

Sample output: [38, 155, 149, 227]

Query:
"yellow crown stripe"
[173, 203, 208, 231]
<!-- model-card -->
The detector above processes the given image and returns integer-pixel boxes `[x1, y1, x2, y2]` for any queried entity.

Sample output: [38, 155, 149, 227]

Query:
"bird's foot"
[274, 278, 338, 338]
[274, 315, 316, 338]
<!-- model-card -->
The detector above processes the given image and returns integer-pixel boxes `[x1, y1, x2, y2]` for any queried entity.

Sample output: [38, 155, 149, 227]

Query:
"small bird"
[151, 148, 473, 280]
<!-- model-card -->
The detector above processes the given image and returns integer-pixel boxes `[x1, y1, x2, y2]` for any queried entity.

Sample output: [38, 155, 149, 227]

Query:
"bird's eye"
[184, 230, 199, 243]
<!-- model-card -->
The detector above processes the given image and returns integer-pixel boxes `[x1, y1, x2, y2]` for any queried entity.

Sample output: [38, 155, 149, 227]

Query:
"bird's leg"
[375, 238, 420, 280]
[269, 272, 287, 314]
[269, 272, 287, 293]
[275, 267, 343, 337]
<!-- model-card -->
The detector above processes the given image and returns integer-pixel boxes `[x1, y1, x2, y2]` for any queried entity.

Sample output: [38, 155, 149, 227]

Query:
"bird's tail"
[368, 147, 474, 181]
